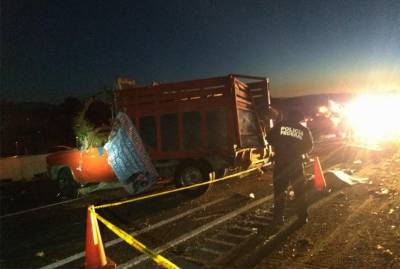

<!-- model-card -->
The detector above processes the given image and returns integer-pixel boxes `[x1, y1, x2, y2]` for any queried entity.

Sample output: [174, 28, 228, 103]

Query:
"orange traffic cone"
[313, 157, 326, 191]
[85, 205, 116, 269]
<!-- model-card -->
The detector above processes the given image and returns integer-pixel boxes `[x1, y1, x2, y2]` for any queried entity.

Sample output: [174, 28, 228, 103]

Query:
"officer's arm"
[266, 125, 278, 147]
[304, 128, 314, 153]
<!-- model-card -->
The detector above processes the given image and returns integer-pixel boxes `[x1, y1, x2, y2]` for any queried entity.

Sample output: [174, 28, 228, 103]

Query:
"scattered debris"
[382, 249, 394, 257]
[256, 147, 400, 269]
[254, 208, 268, 215]
[296, 238, 312, 248]
[338, 191, 346, 197]
[35, 251, 44, 257]
[327, 169, 369, 185]
[375, 188, 390, 196]
[291, 248, 297, 257]
[288, 191, 295, 200]
[374, 242, 395, 260]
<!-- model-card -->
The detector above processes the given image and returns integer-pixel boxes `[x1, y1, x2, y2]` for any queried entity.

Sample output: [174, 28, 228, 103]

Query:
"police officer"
[267, 108, 313, 225]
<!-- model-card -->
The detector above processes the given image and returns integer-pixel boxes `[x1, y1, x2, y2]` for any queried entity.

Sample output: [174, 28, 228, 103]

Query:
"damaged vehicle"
[47, 74, 274, 198]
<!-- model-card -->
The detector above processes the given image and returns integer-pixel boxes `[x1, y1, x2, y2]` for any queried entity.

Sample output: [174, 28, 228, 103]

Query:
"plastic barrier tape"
[89, 167, 262, 267]
[94, 167, 261, 209]
[93, 209, 180, 269]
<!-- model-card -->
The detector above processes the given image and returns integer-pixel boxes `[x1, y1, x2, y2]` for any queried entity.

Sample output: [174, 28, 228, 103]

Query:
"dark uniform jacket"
[267, 120, 313, 164]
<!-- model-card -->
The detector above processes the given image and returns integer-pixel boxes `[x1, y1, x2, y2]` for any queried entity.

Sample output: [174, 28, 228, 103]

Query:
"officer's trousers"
[272, 159, 308, 219]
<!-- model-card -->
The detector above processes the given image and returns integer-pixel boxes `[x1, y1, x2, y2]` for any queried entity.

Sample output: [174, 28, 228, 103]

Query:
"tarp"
[104, 112, 158, 195]
[326, 169, 368, 185]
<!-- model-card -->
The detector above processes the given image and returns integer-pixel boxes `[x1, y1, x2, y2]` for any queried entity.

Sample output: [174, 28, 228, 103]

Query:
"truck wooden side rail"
[114, 74, 272, 187]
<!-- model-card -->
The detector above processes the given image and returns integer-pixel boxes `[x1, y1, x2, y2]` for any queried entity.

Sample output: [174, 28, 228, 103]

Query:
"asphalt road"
[1, 171, 278, 268]
[0, 138, 352, 269]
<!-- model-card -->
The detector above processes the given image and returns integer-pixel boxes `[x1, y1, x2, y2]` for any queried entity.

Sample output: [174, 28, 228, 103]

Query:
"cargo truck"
[47, 74, 273, 197]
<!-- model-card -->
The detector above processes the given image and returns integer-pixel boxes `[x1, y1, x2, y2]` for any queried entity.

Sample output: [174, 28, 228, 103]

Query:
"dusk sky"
[2, 0, 400, 103]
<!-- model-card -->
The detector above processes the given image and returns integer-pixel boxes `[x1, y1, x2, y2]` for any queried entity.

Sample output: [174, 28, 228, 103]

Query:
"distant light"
[343, 93, 400, 146]
[318, 106, 328, 114]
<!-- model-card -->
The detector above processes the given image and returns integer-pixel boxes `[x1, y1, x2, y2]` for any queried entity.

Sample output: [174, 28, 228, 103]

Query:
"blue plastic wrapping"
[104, 112, 158, 195]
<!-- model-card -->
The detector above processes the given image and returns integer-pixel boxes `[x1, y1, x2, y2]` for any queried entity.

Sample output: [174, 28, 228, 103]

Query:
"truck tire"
[175, 160, 212, 197]
[57, 167, 79, 199]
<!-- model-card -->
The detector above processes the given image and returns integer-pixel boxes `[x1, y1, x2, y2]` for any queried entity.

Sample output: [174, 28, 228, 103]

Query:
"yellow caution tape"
[95, 167, 261, 209]
[94, 211, 180, 269]
[88, 167, 263, 268]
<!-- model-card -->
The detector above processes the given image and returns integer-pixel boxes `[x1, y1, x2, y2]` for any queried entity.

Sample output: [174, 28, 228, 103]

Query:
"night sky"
[2, 0, 400, 103]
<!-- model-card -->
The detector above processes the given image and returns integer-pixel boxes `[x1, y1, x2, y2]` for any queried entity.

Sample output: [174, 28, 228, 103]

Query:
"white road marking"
[39, 196, 229, 269]
[118, 194, 273, 269]
[0, 197, 84, 220]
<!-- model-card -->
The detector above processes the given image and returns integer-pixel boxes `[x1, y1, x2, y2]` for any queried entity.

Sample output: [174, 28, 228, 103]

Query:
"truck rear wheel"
[175, 160, 212, 196]
[57, 168, 79, 199]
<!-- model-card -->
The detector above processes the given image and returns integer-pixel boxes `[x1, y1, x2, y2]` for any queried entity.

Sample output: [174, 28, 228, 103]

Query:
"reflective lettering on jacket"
[280, 126, 304, 140]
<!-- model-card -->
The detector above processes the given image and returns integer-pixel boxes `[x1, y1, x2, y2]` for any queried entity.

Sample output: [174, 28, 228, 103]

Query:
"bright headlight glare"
[343, 94, 400, 145]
